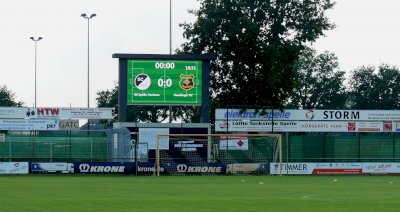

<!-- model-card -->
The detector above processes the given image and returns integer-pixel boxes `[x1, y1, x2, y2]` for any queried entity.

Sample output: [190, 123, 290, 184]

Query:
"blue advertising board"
[73, 162, 135, 174]
[137, 162, 226, 175]
[30, 162, 269, 175]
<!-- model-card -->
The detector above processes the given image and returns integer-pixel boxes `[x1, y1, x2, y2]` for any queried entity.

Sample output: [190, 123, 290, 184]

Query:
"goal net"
[155, 134, 282, 176]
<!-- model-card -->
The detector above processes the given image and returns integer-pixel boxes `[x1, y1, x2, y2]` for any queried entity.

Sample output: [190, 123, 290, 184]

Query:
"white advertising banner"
[0, 107, 27, 119]
[0, 119, 59, 131]
[0, 162, 29, 174]
[270, 163, 363, 175]
[216, 120, 298, 132]
[219, 136, 249, 150]
[216, 109, 400, 121]
[363, 163, 400, 174]
[31, 162, 74, 173]
[0, 107, 113, 119]
[215, 120, 388, 132]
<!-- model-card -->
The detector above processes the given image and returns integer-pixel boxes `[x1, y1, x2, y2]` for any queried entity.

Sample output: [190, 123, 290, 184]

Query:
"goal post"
[156, 134, 282, 176]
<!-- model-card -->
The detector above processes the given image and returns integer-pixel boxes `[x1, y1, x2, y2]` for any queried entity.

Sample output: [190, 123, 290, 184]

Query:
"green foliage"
[0, 85, 23, 107]
[179, 0, 335, 112]
[348, 64, 400, 109]
[287, 48, 347, 109]
[96, 83, 118, 127]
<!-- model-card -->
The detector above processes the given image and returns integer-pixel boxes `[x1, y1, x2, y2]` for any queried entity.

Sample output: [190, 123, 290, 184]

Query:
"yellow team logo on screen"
[179, 74, 195, 91]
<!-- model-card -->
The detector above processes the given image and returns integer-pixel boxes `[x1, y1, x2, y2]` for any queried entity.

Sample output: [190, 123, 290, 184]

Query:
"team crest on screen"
[179, 74, 195, 91]
[135, 73, 151, 90]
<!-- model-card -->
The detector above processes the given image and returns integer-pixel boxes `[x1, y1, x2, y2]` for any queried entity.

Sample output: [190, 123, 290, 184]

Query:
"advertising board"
[270, 163, 363, 175]
[226, 163, 268, 174]
[127, 60, 202, 105]
[362, 163, 400, 174]
[219, 136, 249, 150]
[135, 162, 226, 175]
[162, 163, 225, 174]
[216, 109, 400, 121]
[136, 162, 165, 175]
[0, 162, 29, 174]
[58, 120, 80, 131]
[73, 162, 135, 174]
[0, 107, 27, 119]
[215, 120, 387, 132]
[31, 163, 74, 173]
[0, 119, 59, 131]
[0, 107, 112, 119]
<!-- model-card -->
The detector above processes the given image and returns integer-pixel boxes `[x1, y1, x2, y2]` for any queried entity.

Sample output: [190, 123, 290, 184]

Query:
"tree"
[286, 48, 347, 109]
[179, 0, 335, 113]
[0, 85, 23, 107]
[347, 64, 400, 109]
[96, 84, 118, 127]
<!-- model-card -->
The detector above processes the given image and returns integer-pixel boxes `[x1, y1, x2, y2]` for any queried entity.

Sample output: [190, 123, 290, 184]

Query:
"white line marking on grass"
[302, 195, 320, 200]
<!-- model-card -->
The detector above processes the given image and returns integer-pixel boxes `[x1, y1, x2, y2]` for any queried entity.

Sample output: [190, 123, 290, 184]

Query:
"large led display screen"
[127, 60, 202, 105]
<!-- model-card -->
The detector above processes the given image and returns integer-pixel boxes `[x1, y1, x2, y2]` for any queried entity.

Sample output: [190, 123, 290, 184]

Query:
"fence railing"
[2, 131, 400, 163]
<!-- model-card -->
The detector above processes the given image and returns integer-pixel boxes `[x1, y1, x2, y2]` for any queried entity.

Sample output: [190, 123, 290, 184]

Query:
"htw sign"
[26, 108, 60, 118]
[25, 107, 112, 119]
[37, 108, 59, 116]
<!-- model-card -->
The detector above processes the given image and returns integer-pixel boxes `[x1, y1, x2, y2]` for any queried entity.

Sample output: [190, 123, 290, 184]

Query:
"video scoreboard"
[127, 60, 202, 105]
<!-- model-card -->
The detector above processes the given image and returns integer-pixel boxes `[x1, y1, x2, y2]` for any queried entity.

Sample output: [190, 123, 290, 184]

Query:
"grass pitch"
[0, 175, 399, 211]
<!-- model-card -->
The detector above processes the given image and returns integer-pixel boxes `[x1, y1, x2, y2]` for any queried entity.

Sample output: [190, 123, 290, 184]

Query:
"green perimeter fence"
[0, 128, 132, 162]
[1, 131, 400, 162]
[285, 133, 400, 162]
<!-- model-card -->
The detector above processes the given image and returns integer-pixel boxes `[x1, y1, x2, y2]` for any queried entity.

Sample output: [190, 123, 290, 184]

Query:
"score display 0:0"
[158, 78, 172, 88]
[155, 62, 175, 69]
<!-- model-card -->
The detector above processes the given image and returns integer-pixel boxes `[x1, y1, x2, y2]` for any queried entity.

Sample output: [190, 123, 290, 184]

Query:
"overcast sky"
[1, 0, 399, 108]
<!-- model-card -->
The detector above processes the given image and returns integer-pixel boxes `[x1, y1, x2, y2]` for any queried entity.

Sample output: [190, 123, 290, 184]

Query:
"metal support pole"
[81, 13, 96, 132]
[30, 37, 43, 107]
[169, 0, 172, 55]
[87, 18, 90, 109]
[34, 41, 37, 107]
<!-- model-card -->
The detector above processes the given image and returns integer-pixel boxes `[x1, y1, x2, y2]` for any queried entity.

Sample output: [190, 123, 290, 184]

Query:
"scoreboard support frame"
[112, 54, 216, 123]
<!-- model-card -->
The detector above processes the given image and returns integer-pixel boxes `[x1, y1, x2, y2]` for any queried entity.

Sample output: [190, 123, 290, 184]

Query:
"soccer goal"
[155, 134, 282, 176]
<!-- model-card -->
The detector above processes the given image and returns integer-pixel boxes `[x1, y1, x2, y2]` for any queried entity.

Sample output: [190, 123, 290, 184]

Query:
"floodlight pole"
[30, 37, 43, 108]
[81, 13, 96, 132]
[170, 0, 172, 55]
[81, 13, 96, 109]
[169, 0, 173, 123]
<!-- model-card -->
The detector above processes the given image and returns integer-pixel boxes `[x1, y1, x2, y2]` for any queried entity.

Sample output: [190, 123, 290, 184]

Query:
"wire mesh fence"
[1, 130, 400, 163]
[284, 133, 400, 162]
[0, 128, 132, 162]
